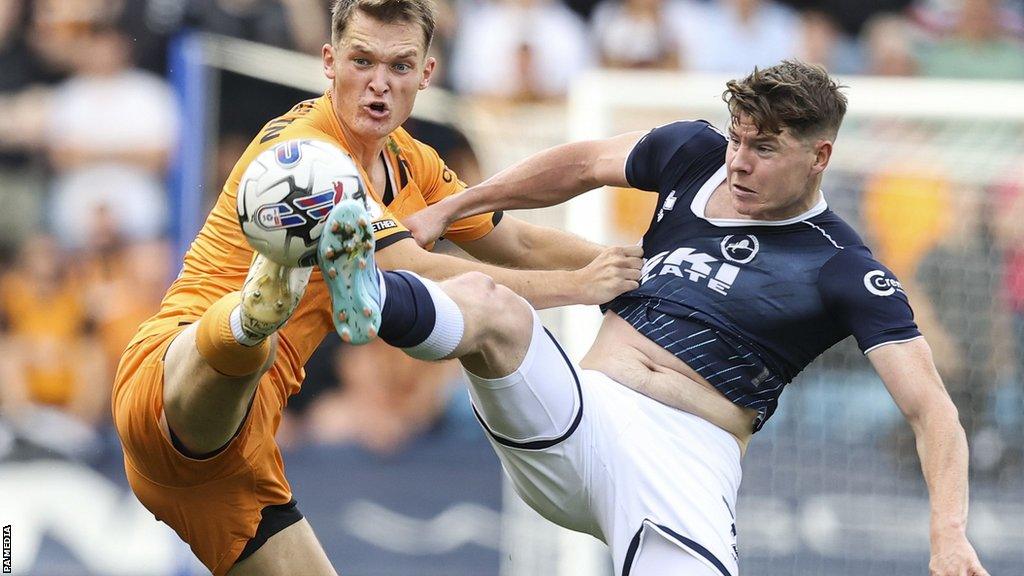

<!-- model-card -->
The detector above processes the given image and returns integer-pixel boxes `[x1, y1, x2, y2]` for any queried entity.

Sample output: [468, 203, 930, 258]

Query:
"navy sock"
[378, 271, 437, 348]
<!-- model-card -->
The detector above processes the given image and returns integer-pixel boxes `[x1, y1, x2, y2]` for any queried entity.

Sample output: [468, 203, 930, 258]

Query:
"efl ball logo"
[237, 139, 366, 266]
[275, 140, 303, 167]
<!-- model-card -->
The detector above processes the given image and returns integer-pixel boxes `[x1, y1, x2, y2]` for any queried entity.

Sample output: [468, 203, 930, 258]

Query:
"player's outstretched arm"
[456, 215, 603, 272]
[867, 338, 989, 576]
[405, 131, 646, 247]
[376, 237, 642, 310]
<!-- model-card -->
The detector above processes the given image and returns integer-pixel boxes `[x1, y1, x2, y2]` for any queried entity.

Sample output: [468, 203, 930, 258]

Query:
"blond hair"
[330, 0, 437, 52]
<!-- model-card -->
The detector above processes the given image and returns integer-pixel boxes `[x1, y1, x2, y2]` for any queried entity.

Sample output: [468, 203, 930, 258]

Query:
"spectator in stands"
[914, 0, 1024, 80]
[304, 340, 462, 455]
[992, 161, 1024, 469]
[27, 0, 111, 75]
[0, 0, 53, 260]
[185, 0, 330, 55]
[450, 0, 594, 101]
[673, 0, 802, 73]
[79, 205, 170, 379]
[42, 14, 179, 250]
[799, 10, 864, 74]
[0, 235, 108, 457]
[780, 0, 916, 38]
[861, 12, 921, 75]
[908, 186, 1005, 468]
[861, 168, 950, 279]
[590, 0, 684, 70]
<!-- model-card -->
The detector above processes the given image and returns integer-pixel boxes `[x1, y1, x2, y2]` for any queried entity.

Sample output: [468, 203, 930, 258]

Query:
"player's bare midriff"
[580, 312, 757, 454]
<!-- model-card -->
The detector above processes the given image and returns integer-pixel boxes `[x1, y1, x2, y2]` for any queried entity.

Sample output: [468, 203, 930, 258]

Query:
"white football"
[236, 139, 366, 267]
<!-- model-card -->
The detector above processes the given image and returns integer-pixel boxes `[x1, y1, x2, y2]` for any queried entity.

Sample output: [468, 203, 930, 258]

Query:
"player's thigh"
[627, 526, 723, 576]
[162, 323, 274, 453]
[474, 364, 598, 537]
[227, 519, 336, 576]
[465, 306, 581, 443]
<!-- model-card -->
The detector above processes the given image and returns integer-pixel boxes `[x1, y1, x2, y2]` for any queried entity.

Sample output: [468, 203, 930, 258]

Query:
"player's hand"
[403, 203, 452, 248]
[573, 245, 643, 305]
[929, 532, 988, 576]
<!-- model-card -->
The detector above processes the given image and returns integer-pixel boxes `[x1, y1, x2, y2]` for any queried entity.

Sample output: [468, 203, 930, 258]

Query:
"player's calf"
[163, 257, 312, 456]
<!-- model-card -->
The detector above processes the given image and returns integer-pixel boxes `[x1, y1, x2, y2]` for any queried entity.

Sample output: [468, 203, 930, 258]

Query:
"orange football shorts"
[112, 327, 293, 575]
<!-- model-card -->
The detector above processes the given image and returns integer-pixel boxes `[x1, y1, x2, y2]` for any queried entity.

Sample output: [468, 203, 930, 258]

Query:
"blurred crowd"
[0, 0, 1022, 471]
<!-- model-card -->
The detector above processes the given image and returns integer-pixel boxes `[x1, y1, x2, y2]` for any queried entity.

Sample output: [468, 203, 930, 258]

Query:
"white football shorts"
[464, 312, 742, 576]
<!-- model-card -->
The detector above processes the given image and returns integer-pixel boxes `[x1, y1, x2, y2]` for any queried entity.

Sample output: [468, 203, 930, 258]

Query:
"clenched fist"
[573, 245, 644, 305]
[403, 203, 451, 248]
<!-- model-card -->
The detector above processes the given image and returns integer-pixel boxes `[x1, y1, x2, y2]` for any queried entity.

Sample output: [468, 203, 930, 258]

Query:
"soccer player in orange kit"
[111, 0, 643, 574]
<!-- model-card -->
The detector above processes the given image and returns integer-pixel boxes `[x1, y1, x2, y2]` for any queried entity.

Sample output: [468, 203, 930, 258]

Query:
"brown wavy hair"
[331, 0, 437, 52]
[723, 60, 848, 140]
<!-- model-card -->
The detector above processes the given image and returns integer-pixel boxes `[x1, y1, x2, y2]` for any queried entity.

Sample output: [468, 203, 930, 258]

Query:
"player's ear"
[419, 56, 436, 90]
[323, 43, 337, 80]
[810, 139, 832, 176]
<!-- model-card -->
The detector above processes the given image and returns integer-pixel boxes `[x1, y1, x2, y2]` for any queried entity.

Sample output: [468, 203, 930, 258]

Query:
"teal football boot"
[317, 199, 381, 344]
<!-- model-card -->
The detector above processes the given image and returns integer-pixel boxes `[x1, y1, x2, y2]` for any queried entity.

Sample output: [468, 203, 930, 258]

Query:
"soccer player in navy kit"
[320, 61, 988, 575]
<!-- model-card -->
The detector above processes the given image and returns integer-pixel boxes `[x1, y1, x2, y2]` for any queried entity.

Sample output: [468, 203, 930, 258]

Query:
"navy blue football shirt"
[604, 121, 921, 431]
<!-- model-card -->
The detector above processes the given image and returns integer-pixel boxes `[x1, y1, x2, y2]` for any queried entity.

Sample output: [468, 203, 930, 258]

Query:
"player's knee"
[442, 272, 531, 344]
[441, 271, 499, 314]
[482, 284, 533, 345]
[444, 271, 497, 295]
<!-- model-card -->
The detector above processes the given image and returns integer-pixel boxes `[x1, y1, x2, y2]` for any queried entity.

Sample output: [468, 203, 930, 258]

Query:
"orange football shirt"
[123, 92, 499, 394]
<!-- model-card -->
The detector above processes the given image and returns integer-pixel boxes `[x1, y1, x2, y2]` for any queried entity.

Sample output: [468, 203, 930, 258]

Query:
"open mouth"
[365, 102, 389, 118]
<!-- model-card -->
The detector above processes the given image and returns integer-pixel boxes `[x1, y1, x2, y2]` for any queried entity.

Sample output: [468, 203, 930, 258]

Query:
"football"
[237, 139, 366, 267]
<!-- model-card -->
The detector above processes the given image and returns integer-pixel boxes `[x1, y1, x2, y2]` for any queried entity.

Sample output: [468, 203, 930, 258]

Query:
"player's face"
[725, 114, 832, 220]
[323, 12, 436, 142]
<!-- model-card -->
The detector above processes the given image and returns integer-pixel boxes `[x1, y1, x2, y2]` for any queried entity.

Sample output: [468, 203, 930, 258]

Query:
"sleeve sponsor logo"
[863, 270, 904, 296]
[372, 219, 399, 233]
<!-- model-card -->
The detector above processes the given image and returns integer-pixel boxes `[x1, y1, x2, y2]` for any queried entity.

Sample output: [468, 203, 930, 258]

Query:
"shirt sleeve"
[625, 120, 723, 192]
[364, 195, 413, 250]
[817, 247, 922, 354]
[413, 140, 502, 243]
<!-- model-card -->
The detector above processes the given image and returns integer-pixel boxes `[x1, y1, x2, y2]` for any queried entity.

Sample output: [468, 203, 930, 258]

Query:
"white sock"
[400, 271, 464, 361]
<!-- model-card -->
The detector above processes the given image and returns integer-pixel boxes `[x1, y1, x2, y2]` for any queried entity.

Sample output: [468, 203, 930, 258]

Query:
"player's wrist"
[565, 268, 598, 305]
[930, 517, 968, 541]
[447, 188, 479, 222]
